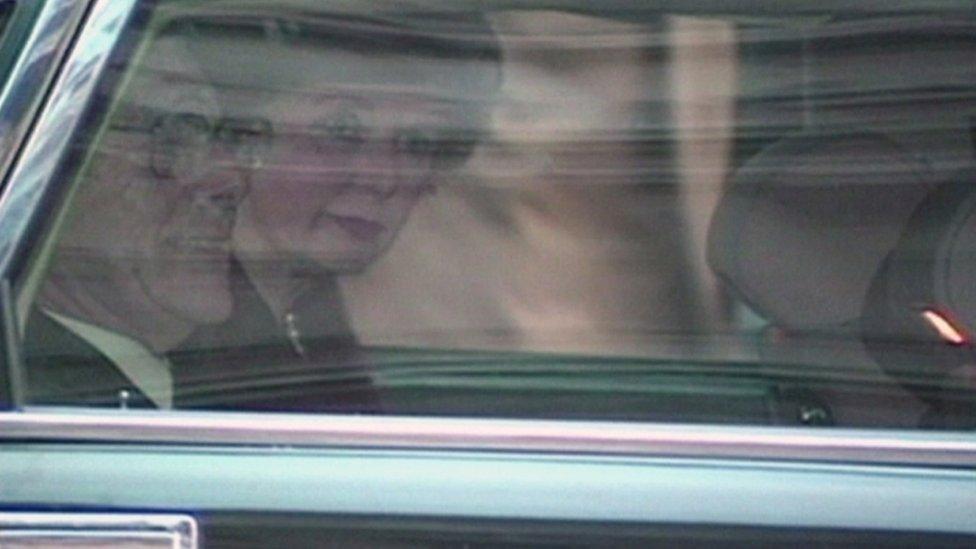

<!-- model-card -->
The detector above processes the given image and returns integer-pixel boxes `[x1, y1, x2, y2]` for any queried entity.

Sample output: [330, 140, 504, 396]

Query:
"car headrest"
[861, 169, 976, 407]
[707, 132, 936, 330]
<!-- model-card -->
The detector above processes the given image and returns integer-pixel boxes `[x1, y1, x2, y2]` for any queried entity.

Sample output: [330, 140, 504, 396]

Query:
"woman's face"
[234, 46, 489, 273]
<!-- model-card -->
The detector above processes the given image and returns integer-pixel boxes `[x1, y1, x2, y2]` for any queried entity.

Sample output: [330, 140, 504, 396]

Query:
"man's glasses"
[110, 104, 479, 183]
[111, 107, 272, 183]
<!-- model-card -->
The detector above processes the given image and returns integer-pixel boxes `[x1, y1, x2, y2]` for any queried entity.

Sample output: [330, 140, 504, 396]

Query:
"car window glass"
[0, 3, 12, 35]
[11, 0, 976, 430]
[0, 0, 17, 107]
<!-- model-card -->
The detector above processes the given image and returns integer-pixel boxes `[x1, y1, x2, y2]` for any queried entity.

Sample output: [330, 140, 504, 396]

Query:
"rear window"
[12, 0, 976, 430]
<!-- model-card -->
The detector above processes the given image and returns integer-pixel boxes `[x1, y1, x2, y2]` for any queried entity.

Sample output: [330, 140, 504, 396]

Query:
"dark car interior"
[2, 3, 976, 549]
[6, 2, 976, 431]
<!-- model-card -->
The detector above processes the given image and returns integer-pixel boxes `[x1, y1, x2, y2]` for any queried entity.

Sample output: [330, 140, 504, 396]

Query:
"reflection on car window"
[0, 3, 12, 35]
[15, 0, 976, 430]
[0, 1, 18, 83]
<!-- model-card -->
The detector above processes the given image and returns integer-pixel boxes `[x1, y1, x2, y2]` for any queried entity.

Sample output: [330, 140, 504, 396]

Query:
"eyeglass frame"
[107, 104, 272, 183]
[106, 101, 482, 185]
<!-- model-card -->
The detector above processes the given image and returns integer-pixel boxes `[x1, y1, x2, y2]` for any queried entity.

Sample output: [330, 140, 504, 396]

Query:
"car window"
[0, 3, 12, 35]
[6, 0, 976, 431]
[0, 0, 95, 197]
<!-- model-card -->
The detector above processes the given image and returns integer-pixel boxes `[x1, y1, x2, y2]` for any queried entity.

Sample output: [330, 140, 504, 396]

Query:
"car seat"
[706, 13, 976, 428]
[861, 170, 976, 428]
[707, 132, 936, 333]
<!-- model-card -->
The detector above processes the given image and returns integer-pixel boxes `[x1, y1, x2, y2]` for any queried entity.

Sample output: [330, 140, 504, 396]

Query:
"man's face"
[57, 38, 249, 324]
[235, 46, 490, 272]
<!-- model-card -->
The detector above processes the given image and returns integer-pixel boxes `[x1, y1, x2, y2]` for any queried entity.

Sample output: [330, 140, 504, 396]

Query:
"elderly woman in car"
[173, 11, 501, 411]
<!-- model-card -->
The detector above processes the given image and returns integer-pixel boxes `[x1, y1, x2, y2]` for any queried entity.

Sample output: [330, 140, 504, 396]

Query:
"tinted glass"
[0, 3, 12, 36]
[13, 0, 976, 430]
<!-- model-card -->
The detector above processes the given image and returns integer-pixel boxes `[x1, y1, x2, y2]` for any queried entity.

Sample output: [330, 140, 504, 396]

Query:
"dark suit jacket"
[23, 311, 156, 409]
[171, 262, 383, 413]
[22, 266, 382, 412]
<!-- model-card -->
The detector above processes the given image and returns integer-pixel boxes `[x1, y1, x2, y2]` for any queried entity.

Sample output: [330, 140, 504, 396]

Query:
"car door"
[1, 1, 975, 547]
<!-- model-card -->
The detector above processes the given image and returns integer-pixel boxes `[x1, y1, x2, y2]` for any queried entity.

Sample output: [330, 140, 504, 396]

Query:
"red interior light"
[921, 309, 969, 346]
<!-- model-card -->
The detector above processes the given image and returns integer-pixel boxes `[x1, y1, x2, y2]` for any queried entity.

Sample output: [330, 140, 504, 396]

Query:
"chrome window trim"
[0, 0, 91, 187]
[0, 512, 197, 549]
[0, 0, 136, 274]
[4, 445, 975, 535]
[0, 0, 138, 407]
[2, 409, 974, 468]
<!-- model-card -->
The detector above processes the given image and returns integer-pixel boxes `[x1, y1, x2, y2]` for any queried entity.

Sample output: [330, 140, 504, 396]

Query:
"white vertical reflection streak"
[669, 16, 737, 330]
